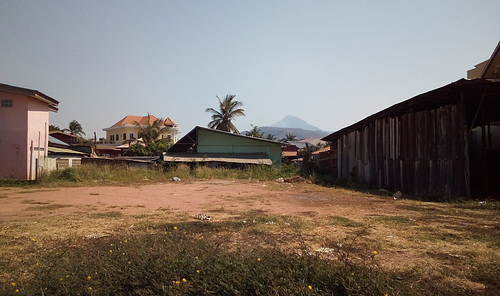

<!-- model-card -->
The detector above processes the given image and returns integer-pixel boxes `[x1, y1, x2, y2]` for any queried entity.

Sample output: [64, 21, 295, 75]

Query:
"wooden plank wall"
[337, 101, 467, 197]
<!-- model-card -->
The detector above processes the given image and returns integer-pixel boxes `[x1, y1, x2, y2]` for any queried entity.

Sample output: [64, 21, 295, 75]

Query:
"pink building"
[0, 83, 59, 180]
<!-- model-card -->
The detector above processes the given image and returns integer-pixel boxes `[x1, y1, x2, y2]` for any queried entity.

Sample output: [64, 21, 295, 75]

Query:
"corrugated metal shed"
[166, 126, 282, 167]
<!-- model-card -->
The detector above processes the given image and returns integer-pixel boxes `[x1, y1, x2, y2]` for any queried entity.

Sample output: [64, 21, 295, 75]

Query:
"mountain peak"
[270, 115, 320, 131]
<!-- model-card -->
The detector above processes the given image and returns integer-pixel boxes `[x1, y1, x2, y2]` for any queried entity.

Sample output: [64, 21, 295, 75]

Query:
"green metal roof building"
[164, 126, 282, 167]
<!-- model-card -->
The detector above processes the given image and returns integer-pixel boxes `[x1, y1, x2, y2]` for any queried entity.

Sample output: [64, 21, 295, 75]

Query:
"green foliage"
[4, 223, 401, 296]
[63, 120, 85, 137]
[49, 124, 60, 131]
[206, 94, 245, 134]
[245, 124, 265, 138]
[124, 139, 172, 157]
[34, 163, 299, 187]
[328, 216, 365, 228]
[282, 132, 298, 142]
[134, 113, 172, 144]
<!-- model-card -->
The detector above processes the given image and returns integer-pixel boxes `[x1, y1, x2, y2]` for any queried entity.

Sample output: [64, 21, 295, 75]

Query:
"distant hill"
[258, 126, 330, 140]
[270, 115, 321, 131]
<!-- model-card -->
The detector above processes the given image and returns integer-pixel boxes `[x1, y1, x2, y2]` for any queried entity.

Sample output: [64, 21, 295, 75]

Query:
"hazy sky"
[1, 1, 499, 138]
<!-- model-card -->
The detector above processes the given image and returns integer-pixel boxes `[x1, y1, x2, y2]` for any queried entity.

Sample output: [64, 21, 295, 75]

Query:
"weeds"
[31, 163, 299, 187]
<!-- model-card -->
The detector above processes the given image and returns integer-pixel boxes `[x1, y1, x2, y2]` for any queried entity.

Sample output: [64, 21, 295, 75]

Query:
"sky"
[1, 1, 499, 139]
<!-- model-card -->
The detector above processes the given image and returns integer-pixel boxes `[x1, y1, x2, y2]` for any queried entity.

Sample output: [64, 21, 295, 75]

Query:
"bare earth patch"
[0, 179, 499, 294]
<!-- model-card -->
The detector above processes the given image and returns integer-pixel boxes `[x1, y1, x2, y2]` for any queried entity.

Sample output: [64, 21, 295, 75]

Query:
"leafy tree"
[245, 125, 264, 138]
[63, 120, 85, 137]
[135, 114, 171, 144]
[265, 134, 277, 141]
[124, 139, 172, 157]
[282, 133, 297, 142]
[49, 125, 60, 132]
[206, 94, 245, 134]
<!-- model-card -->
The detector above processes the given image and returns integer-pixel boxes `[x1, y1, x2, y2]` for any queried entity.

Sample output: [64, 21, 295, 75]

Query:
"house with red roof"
[98, 115, 179, 157]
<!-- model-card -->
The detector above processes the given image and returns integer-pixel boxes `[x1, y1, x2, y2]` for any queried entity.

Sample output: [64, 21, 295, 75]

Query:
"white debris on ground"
[194, 213, 213, 221]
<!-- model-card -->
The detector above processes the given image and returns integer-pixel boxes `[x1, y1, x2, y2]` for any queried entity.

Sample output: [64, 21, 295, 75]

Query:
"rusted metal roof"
[323, 79, 500, 142]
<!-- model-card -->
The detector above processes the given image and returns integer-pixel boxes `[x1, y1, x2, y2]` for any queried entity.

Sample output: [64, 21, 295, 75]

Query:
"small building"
[102, 115, 179, 145]
[0, 83, 59, 180]
[47, 135, 86, 170]
[164, 126, 283, 167]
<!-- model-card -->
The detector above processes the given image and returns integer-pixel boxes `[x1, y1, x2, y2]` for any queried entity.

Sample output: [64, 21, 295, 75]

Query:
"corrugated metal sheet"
[163, 152, 272, 165]
[48, 147, 86, 155]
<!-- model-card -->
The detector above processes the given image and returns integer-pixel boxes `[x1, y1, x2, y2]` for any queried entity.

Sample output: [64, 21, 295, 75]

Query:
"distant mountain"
[258, 126, 330, 141]
[242, 115, 331, 140]
[270, 115, 320, 131]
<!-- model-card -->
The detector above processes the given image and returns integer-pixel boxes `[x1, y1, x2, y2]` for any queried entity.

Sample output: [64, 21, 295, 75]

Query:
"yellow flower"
[182, 278, 187, 283]
[109, 250, 113, 253]
[258, 258, 261, 262]
[89, 287, 93, 290]
[15, 289, 19, 293]
[11, 282, 16, 287]
[59, 277, 63, 281]
[87, 276, 91, 280]
[308, 285, 312, 290]
[174, 227, 178, 230]
[373, 251, 378, 255]
[31, 238, 35, 241]
[196, 270, 200, 273]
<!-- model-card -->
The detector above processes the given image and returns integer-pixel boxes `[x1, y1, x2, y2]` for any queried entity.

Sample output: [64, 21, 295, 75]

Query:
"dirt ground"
[0, 179, 401, 222]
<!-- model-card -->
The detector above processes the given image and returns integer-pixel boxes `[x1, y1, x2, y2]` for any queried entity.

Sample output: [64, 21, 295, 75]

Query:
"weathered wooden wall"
[337, 101, 468, 197]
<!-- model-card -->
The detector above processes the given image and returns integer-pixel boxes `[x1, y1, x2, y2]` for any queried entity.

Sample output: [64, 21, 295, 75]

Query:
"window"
[116, 134, 119, 141]
[1, 100, 13, 107]
[130, 133, 135, 140]
[123, 133, 126, 140]
[110, 135, 115, 142]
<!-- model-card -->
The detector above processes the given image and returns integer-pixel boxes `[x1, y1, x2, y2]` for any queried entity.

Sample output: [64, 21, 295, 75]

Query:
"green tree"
[206, 94, 245, 134]
[245, 125, 264, 138]
[265, 134, 277, 141]
[63, 120, 85, 137]
[49, 125, 60, 132]
[282, 133, 297, 142]
[135, 114, 171, 144]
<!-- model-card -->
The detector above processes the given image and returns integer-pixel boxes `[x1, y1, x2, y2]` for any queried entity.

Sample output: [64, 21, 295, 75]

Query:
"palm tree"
[245, 125, 264, 138]
[265, 134, 277, 141]
[63, 120, 85, 137]
[135, 114, 170, 144]
[206, 94, 245, 134]
[282, 132, 297, 142]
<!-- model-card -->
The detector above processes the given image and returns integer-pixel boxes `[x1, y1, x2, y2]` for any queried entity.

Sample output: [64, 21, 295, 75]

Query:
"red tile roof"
[111, 115, 176, 127]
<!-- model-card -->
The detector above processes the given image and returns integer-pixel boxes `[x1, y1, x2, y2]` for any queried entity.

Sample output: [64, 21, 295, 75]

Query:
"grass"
[1, 165, 499, 295]
[0, 163, 299, 187]
[328, 216, 365, 228]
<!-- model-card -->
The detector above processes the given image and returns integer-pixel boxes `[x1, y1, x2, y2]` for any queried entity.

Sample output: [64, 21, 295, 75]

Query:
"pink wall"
[0, 91, 50, 179]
